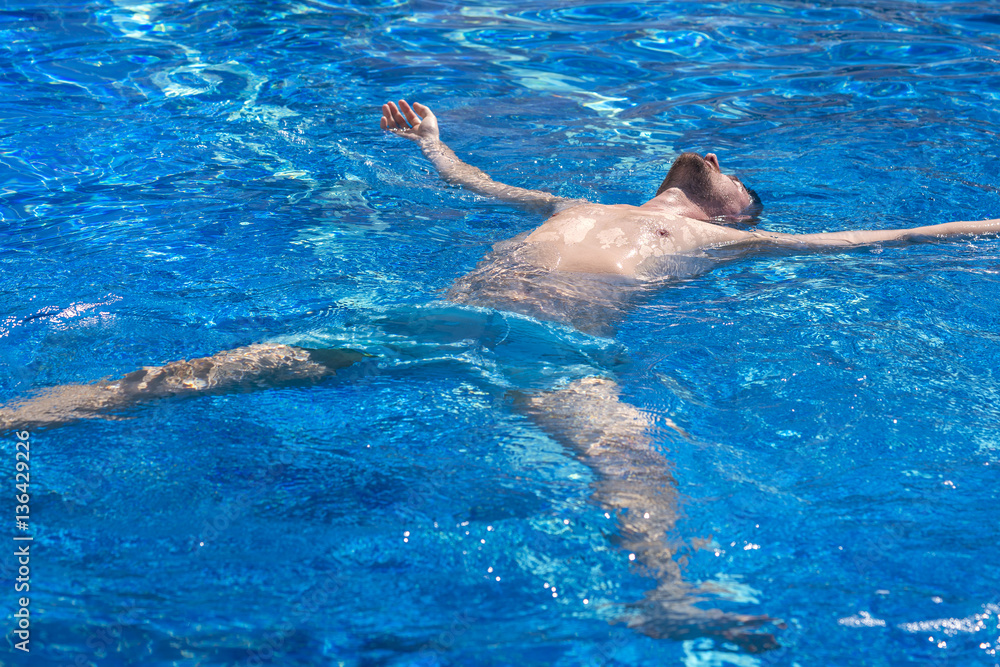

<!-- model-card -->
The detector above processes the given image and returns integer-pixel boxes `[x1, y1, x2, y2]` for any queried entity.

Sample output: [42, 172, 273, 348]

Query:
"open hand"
[380, 99, 439, 143]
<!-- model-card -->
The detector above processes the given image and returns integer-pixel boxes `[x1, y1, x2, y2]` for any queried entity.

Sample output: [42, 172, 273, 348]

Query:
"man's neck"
[638, 188, 709, 220]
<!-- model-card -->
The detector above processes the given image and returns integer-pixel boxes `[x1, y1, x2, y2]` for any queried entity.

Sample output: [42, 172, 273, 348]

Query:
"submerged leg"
[0, 344, 369, 431]
[517, 376, 778, 652]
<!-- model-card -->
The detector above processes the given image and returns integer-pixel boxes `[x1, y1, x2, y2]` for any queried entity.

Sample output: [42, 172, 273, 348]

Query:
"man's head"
[656, 152, 761, 224]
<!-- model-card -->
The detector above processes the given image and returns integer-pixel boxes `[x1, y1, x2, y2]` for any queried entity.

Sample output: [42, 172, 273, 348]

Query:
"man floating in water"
[3, 99, 998, 651]
[380, 99, 999, 269]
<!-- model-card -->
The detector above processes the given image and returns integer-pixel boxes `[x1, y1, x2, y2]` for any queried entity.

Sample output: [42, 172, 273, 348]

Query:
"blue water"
[2, 0, 1000, 664]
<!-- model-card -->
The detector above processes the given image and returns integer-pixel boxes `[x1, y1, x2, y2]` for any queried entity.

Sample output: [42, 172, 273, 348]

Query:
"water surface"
[1, 0, 999, 664]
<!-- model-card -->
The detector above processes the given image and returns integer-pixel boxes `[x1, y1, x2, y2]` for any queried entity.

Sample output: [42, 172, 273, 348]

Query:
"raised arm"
[748, 217, 1000, 252]
[380, 99, 586, 216]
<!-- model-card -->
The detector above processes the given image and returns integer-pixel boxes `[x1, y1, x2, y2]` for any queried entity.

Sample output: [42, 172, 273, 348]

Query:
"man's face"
[659, 152, 755, 219]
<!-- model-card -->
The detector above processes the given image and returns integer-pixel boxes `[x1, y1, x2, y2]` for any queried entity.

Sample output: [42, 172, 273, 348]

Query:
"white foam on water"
[838, 610, 887, 628]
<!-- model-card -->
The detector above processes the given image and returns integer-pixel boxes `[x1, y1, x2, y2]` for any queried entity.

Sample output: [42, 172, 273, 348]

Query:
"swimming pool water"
[1, 0, 999, 664]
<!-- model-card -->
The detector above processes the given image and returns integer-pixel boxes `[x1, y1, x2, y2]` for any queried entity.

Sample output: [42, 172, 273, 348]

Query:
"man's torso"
[522, 203, 752, 277]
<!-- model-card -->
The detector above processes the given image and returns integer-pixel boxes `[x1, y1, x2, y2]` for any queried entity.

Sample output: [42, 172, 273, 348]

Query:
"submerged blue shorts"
[274, 301, 626, 393]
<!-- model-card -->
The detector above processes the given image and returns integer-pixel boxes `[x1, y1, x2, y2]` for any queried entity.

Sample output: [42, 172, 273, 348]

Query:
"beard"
[656, 152, 715, 199]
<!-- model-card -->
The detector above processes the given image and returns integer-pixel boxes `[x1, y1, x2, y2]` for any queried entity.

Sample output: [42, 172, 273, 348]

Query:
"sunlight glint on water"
[0, 0, 998, 665]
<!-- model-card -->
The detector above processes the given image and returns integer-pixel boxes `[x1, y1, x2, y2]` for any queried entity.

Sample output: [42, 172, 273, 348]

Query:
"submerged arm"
[380, 100, 586, 216]
[749, 217, 1000, 252]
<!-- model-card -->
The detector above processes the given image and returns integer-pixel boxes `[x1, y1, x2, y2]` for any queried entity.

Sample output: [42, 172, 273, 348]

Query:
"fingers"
[411, 101, 433, 118]
[380, 101, 408, 132]
[399, 99, 421, 126]
[390, 100, 409, 128]
[380, 103, 395, 130]
[380, 99, 431, 138]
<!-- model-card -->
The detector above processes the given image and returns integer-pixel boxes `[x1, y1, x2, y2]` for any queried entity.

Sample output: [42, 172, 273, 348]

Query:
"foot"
[623, 600, 781, 652]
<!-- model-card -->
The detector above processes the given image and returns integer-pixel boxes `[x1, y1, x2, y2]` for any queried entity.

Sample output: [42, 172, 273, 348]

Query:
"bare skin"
[522, 203, 747, 275]
[380, 97, 999, 648]
[380, 99, 1000, 277]
[3, 99, 998, 652]
[518, 377, 777, 652]
[0, 345, 368, 431]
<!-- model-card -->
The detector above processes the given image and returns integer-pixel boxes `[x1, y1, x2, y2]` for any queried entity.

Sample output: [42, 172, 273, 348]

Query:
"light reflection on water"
[0, 0, 999, 664]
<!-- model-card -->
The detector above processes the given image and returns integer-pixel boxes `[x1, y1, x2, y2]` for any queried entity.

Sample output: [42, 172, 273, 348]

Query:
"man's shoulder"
[546, 202, 656, 223]
[547, 203, 740, 234]
[548, 201, 625, 216]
